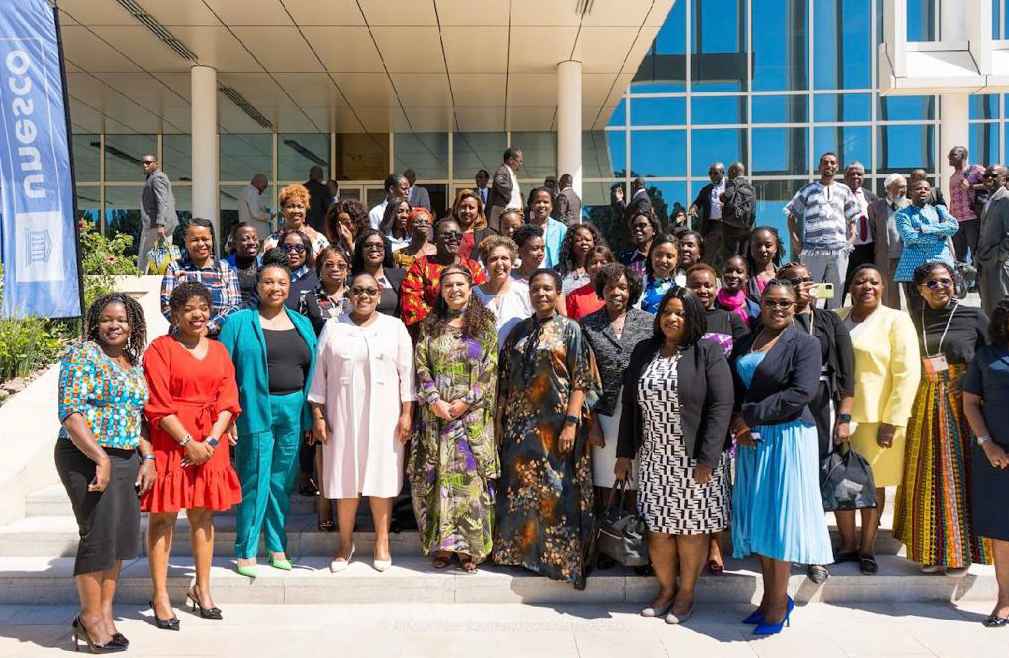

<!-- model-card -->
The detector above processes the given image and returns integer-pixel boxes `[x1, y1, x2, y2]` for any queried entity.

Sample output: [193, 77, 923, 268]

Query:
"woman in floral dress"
[410, 265, 499, 572]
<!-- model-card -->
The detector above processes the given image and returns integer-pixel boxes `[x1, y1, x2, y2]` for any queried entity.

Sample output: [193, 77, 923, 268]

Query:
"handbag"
[588, 479, 650, 568]
[820, 442, 877, 511]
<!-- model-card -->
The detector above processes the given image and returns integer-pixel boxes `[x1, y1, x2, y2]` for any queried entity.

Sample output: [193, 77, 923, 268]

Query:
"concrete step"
[0, 555, 995, 606]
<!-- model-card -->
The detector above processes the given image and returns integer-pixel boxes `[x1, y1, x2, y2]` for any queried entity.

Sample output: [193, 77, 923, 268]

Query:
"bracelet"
[178, 434, 193, 448]
[141, 454, 156, 462]
[563, 414, 579, 427]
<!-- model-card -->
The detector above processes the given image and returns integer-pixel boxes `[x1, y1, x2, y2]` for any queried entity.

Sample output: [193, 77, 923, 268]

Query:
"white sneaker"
[329, 544, 355, 573]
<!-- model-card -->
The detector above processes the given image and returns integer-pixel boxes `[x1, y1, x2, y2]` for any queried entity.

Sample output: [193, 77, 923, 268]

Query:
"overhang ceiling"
[55, 0, 674, 135]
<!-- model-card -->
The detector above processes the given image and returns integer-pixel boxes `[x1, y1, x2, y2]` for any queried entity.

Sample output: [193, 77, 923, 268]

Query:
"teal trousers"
[234, 391, 304, 559]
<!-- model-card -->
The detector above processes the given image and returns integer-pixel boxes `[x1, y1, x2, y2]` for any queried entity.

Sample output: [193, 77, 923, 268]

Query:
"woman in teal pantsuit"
[219, 256, 317, 578]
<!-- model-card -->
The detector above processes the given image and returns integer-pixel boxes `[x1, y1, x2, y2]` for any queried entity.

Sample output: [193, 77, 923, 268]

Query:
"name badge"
[923, 354, 949, 375]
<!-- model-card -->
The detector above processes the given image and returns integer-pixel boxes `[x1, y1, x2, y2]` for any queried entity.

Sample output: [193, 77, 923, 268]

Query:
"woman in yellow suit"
[834, 263, 921, 574]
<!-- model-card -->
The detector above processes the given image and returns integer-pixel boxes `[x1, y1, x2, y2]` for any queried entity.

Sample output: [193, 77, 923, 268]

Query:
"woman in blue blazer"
[218, 254, 317, 578]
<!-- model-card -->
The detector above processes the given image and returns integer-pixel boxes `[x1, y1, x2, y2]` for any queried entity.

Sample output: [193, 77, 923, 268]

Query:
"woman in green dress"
[494, 268, 601, 588]
[409, 265, 500, 573]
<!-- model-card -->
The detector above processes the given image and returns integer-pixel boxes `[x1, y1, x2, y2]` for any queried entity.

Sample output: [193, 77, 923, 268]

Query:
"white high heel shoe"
[373, 555, 392, 572]
[329, 544, 355, 573]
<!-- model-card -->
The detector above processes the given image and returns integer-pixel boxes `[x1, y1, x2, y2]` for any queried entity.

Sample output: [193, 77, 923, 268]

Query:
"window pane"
[970, 94, 998, 120]
[970, 123, 999, 167]
[511, 131, 556, 180]
[814, 126, 871, 168]
[878, 95, 935, 121]
[752, 0, 808, 91]
[103, 134, 156, 182]
[690, 0, 746, 92]
[72, 134, 99, 182]
[632, 1, 686, 92]
[162, 134, 192, 182]
[630, 97, 686, 126]
[279, 133, 329, 182]
[752, 95, 807, 124]
[877, 124, 935, 173]
[753, 180, 805, 262]
[583, 131, 626, 178]
[220, 134, 272, 183]
[813, 93, 871, 122]
[630, 130, 686, 177]
[103, 186, 142, 257]
[393, 132, 448, 180]
[691, 129, 746, 178]
[454, 132, 507, 184]
[690, 96, 746, 125]
[907, 0, 935, 41]
[334, 133, 389, 180]
[607, 99, 627, 127]
[752, 128, 808, 175]
[642, 181, 686, 228]
[813, 0, 871, 90]
[76, 185, 101, 227]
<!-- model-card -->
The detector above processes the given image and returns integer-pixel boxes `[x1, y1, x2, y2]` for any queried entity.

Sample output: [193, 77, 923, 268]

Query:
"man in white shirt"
[369, 174, 410, 230]
[238, 173, 272, 239]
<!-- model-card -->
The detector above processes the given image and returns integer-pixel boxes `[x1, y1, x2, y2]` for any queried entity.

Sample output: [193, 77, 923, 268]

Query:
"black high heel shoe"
[148, 600, 180, 631]
[110, 633, 129, 648]
[71, 616, 125, 653]
[187, 586, 223, 620]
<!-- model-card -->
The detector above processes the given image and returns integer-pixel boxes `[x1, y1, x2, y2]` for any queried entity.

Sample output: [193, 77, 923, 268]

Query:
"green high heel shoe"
[270, 555, 293, 571]
[235, 561, 258, 578]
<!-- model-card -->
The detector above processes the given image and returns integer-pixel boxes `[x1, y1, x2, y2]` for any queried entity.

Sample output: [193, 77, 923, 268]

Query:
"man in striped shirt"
[785, 152, 861, 310]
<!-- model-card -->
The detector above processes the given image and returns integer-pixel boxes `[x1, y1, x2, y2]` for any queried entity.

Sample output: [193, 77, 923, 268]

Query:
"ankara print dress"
[493, 313, 601, 585]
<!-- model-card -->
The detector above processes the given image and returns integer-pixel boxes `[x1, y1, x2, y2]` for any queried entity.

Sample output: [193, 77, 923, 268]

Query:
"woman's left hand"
[395, 414, 413, 444]
[228, 422, 239, 446]
[135, 460, 157, 496]
[447, 400, 468, 420]
[558, 423, 577, 454]
[876, 423, 896, 449]
[693, 463, 713, 485]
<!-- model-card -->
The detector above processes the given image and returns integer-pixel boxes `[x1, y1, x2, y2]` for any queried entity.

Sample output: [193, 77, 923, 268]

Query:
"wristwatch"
[837, 414, 852, 423]
[977, 435, 991, 446]
[563, 414, 579, 427]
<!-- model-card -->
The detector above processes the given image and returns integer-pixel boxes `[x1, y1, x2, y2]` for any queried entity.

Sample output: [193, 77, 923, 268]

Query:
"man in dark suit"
[486, 147, 523, 232]
[475, 169, 491, 207]
[303, 165, 330, 233]
[404, 168, 431, 211]
[625, 177, 652, 221]
[977, 165, 1009, 314]
[841, 161, 880, 296]
[689, 162, 726, 251]
[555, 174, 582, 226]
[138, 154, 177, 271]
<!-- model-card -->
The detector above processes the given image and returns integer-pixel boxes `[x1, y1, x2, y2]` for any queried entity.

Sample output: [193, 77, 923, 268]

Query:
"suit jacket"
[625, 188, 653, 222]
[977, 185, 1009, 265]
[616, 338, 734, 468]
[691, 182, 721, 224]
[870, 196, 908, 308]
[729, 326, 821, 428]
[304, 178, 330, 233]
[409, 185, 432, 211]
[486, 163, 515, 231]
[141, 170, 177, 231]
[556, 187, 582, 226]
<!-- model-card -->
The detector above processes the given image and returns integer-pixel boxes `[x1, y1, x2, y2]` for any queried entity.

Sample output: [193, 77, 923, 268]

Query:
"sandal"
[706, 559, 724, 576]
[458, 555, 478, 574]
[431, 552, 453, 570]
[317, 519, 335, 532]
[859, 553, 879, 575]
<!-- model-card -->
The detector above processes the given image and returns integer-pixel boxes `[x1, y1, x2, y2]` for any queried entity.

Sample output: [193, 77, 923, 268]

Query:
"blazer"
[616, 338, 734, 468]
[976, 185, 1009, 266]
[487, 163, 515, 231]
[691, 182, 721, 224]
[729, 326, 821, 428]
[870, 196, 908, 308]
[835, 306, 920, 427]
[556, 187, 582, 226]
[304, 178, 330, 233]
[141, 170, 177, 232]
[625, 188, 653, 222]
[218, 307, 318, 436]
[408, 185, 432, 211]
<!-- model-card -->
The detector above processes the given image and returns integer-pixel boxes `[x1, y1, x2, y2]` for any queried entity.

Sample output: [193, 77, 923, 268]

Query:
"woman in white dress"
[308, 272, 415, 573]
[474, 235, 532, 346]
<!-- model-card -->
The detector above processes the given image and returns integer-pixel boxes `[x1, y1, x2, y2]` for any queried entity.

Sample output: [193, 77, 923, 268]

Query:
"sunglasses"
[142, 160, 155, 165]
[363, 242, 385, 251]
[764, 299, 795, 309]
[350, 286, 380, 297]
[282, 243, 307, 253]
[438, 231, 463, 240]
[925, 278, 953, 289]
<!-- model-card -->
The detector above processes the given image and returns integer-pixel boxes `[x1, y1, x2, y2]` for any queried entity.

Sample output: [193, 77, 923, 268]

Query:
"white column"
[937, 0, 970, 205]
[557, 60, 582, 198]
[190, 65, 219, 251]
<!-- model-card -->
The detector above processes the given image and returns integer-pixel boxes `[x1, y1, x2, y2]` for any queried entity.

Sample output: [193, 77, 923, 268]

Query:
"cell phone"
[810, 283, 835, 300]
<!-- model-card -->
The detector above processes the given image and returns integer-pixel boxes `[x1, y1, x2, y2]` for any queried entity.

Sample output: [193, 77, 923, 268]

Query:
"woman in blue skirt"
[728, 279, 833, 635]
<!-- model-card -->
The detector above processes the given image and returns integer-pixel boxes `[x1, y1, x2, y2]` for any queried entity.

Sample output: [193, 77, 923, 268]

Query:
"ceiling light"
[283, 139, 328, 167]
[113, 0, 199, 62]
[218, 85, 274, 130]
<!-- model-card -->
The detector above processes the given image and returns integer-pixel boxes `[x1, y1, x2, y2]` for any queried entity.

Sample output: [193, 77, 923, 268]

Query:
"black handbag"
[820, 442, 877, 511]
[588, 479, 650, 567]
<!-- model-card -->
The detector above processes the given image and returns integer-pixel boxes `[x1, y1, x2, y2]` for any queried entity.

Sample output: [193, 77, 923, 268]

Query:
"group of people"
[55, 146, 1009, 653]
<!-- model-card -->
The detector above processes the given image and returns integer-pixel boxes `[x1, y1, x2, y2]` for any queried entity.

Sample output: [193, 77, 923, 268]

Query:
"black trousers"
[952, 219, 980, 263]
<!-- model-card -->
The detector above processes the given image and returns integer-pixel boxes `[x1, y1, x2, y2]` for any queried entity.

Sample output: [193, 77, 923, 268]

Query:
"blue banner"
[0, 0, 81, 319]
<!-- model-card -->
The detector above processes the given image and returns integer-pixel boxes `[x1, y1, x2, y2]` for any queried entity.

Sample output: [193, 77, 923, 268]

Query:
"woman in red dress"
[143, 282, 242, 629]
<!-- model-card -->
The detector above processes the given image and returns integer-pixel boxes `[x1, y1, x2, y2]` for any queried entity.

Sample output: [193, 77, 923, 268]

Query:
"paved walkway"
[0, 600, 1005, 657]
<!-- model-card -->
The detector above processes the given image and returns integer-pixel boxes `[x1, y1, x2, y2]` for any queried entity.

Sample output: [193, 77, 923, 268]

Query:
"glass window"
[72, 134, 99, 182]
[511, 132, 556, 180]
[454, 132, 507, 184]
[162, 134, 192, 182]
[76, 185, 101, 227]
[630, 130, 686, 178]
[878, 95, 935, 121]
[393, 132, 448, 180]
[631, 0, 686, 92]
[752, 0, 808, 91]
[970, 94, 998, 120]
[103, 185, 142, 257]
[752, 180, 806, 261]
[630, 97, 686, 126]
[691, 129, 745, 178]
[813, 93, 872, 122]
[813, 0, 871, 90]
[690, 96, 746, 125]
[607, 99, 626, 127]
[690, 0, 746, 92]
[752, 128, 808, 175]
[220, 134, 272, 183]
[279, 133, 330, 183]
[970, 123, 999, 167]
[103, 134, 156, 182]
[877, 124, 935, 173]
[751, 95, 807, 124]
[642, 181, 687, 227]
[814, 126, 871, 169]
[583, 131, 626, 178]
[334, 133, 389, 180]
[907, 0, 935, 41]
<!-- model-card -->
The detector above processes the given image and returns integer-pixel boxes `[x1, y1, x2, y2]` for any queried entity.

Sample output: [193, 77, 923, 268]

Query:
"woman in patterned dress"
[615, 287, 734, 624]
[410, 265, 499, 572]
[494, 269, 601, 588]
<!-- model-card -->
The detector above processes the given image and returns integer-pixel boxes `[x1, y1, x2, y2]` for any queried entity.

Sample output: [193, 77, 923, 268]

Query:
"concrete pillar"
[938, 1, 969, 205]
[190, 65, 220, 253]
[557, 60, 582, 199]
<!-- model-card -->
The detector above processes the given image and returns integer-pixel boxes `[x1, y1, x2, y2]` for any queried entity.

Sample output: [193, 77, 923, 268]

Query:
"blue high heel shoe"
[753, 596, 794, 635]
[742, 595, 794, 625]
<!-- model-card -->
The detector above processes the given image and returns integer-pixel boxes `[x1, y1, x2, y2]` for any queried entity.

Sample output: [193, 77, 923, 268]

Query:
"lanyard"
[921, 301, 958, 358]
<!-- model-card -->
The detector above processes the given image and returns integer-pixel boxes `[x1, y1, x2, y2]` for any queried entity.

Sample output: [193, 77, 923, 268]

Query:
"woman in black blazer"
[615, 287, 733, 625]
[351, 229, 406, 317]
[728, 279, 833, 636]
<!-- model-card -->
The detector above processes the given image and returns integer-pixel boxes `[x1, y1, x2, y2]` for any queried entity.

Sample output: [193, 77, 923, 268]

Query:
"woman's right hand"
[431, 399, 453, 421]
[311, 417, 329, 445]
[88, 455, 111, 492]
[183, 440, 214, 467]
[614, 457, 631, 481]
[983, 441, 1009, 469]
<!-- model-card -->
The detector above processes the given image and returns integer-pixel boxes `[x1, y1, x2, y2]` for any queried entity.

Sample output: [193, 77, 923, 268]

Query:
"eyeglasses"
[350, 286, 380, 297]
[327, 263, 348, 272]
[784, 276, 812, 285]
[282, 243, 307, 253]
[438, 231, 463, 240]
[363, 242, 385, 251]
[142, 160, 155, 165]
[763, 299, 795, 309]
[925, 278, 953, 289]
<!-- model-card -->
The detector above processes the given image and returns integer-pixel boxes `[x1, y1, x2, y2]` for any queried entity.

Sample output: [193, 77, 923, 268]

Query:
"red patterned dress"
[400, 256, 487, 327]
